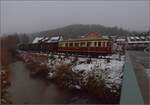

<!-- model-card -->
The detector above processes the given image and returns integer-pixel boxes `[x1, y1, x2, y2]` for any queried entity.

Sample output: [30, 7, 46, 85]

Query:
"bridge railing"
[120, 52, 144, 105]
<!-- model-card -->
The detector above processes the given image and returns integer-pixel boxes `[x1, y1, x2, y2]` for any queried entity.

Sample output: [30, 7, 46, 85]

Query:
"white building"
[126, 36, 150, 50]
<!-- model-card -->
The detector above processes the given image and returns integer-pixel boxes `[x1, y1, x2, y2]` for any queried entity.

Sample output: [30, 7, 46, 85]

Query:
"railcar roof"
[60, 37, 111, 42]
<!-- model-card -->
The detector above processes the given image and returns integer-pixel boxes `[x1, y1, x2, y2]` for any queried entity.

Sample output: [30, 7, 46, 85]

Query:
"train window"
[80, 42, 86, 47]
[98, 42, 101, 47]
[75, 43, 79, 47]
[94, 42, 97, 47]
[65, 43, 68, 47]
[69, 43, 73, 47]
[87, 42, 92, 47]
[104, 41, 107, 47]
[107, 42, 111, 46]
[103, 42, 106, 47]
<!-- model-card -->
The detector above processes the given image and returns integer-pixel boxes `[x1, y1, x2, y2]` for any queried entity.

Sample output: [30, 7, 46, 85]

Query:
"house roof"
[32, 37, 43, 43]
[127, 36, 150, 44]
[116, 38, 126, 42]
[32, 35, 63, 44]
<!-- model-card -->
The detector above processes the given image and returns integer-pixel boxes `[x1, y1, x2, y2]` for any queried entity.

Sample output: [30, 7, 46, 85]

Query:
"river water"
[8, 60, 101, 104]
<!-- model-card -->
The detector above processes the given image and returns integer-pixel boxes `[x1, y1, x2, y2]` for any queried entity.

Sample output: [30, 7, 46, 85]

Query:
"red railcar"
[58, 32, 112, 55]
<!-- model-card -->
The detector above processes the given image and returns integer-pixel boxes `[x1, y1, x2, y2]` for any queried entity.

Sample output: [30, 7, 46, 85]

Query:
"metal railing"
[120, 52, 144, 105]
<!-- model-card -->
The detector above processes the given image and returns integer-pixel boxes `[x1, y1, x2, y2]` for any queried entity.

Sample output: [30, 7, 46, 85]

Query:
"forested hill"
[30, 24, 130, 40]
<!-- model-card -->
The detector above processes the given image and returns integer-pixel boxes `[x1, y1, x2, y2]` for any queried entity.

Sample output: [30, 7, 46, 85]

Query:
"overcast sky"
[1, 1, 150, 35]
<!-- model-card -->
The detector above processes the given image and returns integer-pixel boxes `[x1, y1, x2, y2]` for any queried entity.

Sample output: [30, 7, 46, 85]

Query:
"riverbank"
[1, 66, 12, 104]
[18, 51, 125, 104]
[7, 60, 109, 104]
[1, 35, 20, 104]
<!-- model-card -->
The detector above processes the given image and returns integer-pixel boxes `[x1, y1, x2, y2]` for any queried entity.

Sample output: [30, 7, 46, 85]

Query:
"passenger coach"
[58, 32, 112, 55]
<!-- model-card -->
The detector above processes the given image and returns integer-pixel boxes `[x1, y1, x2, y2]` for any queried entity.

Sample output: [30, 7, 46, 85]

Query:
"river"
[8, 60, 101, 104]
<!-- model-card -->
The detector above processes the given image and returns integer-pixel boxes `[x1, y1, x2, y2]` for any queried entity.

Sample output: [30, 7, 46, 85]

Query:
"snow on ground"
[47, 53, 125, 91]
[19, 51, 125, 91]
[73, 64, 94, 72]
[72, 59, 124, 89]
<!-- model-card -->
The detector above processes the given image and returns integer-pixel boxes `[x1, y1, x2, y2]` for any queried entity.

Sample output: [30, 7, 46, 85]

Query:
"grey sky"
[1, 1, 150, 35]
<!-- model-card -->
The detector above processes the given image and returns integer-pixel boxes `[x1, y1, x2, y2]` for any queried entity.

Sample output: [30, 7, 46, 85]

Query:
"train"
[19, 32, 113, 56]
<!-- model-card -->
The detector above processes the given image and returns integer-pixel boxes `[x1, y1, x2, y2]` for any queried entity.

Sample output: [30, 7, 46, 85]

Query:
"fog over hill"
[1, 1, 149, 35]
[2, 24, 149, 44]
[29, 24, 130, 40]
